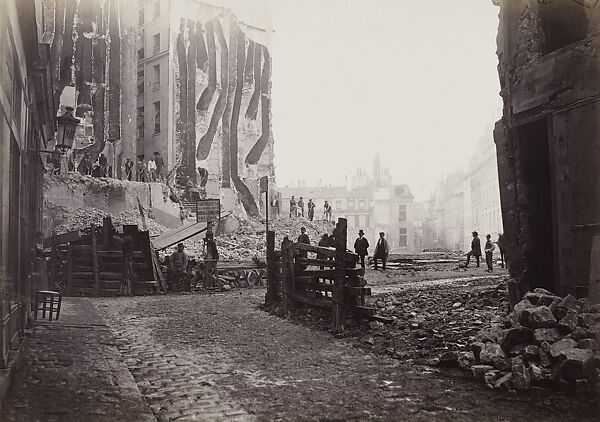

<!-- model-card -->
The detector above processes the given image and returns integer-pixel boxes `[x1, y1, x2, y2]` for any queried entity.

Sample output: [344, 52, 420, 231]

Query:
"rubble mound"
[179, 217, 334, 260]
[441, 288, 600, 394]
[54, 207, 169, 237]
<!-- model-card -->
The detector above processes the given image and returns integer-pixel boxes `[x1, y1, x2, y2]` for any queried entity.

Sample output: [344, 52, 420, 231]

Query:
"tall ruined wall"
[39, 0, 137, 177]
[494, 0, 600, 295]
[172, 2, 274, 217]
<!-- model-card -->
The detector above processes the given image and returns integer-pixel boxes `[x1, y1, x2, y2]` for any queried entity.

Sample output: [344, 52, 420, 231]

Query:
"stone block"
[557, 348, 594, 381]
[512, 363, 531, 390]
[577, 338, 598, 351]
[524, 344, 539, 360]
[549, 338, 577, 359]
[501, 327, 533, 351]
[484, 369, 502, 387]
[557, 310, 578, 334]
[519, 306, 557, 329]
[480, 343, 506, 365]
[438, 351, 458, 365]
[578, 313, 600, 328]
[533, 328, 562, 344]
[509, 343, 528, 357]
[559, 294, 581, 313]
[494, 373, 513, 389]
[494, 358, 512, 372]
[472, 364, 494, 380]
[470, 342, 485, 359]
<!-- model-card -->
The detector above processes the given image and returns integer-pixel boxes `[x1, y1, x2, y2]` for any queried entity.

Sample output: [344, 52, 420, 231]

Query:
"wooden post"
[588, 235, 600, 304]
[66, 244, 73, 296]
[265, 231, 277, 304]
[102, 217, 112, 249]
[50, 230, 57, 291]
[333, 218, 347, 332]
[91, 224, 101, 296]
[124, 252, 132, 296]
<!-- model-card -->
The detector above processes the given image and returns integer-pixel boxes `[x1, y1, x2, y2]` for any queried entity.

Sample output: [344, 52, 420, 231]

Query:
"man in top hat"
[466, 231, 482, 267]
[354, 229, 370, 269]
[373, 232, 389, 270]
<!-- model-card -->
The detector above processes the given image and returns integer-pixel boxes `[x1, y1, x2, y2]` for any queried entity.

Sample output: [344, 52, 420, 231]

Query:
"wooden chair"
[34, 290, 62, 321]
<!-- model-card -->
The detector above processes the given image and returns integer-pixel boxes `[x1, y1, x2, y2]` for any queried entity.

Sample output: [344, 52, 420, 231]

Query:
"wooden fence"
[266, 218, 375, 332]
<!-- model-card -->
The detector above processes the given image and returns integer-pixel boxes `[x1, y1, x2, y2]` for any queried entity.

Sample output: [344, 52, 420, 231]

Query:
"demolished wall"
[494, 0, 600, 296]
[171, 1, 274, 218]
[43, 174, 182, 235]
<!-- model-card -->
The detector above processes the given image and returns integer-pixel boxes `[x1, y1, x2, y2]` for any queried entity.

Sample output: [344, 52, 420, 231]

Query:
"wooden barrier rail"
[266, 218, 376, 332]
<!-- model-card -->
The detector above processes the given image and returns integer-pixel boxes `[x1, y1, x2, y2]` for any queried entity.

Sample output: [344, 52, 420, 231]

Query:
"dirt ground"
[94, 264, 598, 421]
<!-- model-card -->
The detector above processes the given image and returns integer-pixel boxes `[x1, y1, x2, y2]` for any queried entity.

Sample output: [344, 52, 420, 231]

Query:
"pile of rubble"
[53, 207, 169, 237]
[440, 288, 600, 394]
[179, 217, 333, 261]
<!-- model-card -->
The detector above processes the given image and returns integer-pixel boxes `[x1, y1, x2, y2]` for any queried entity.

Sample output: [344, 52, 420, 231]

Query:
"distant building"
[280, 157, 419, 253]
[422, 135, 503, 252]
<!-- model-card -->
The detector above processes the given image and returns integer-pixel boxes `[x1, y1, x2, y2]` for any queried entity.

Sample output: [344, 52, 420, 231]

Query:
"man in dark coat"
[373, 232, 389, 270]
[297, 227, 310, 258]
[497, 233, 506, 269]
[354, 229, 370, 269]
[466, 231, 482, 267]
[125, 158, 134, 181]
[154, 151, 165, 182]
[298, 197, 305, 218]
[307, 199, 315, 221]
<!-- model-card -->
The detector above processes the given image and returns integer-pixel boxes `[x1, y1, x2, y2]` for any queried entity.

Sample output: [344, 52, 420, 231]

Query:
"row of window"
[137, 101, 161, 138]
[137, 64, 160, 95]
[138, 33, 162, 61]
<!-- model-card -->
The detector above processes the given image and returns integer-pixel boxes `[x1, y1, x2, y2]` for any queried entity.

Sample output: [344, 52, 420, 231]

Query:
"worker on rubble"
[484, 234, 495, 273]
[281, 236, 293, 251]
[307, 199, 315, 221]
[154, 151, 165, 182]
[289, 196, 297, 218]
[465, 231, 482, 268]
[169, 243, 189, 291]
[80, 153, 93, 176]
[323, 201, 332, 221]
[298, 197, 305, 218]
[271, 197, 280, 219]
[354, 230, 370, 269]
[125, 158, 134, 181]
[147, 156, 157, 182]
[373, 232, 389, 270]
[99, 153, 108, 177]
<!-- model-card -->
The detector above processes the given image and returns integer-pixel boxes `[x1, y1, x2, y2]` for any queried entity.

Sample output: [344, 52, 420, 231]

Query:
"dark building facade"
[494, 0, 600, 296]
[0, 0, 57, 367]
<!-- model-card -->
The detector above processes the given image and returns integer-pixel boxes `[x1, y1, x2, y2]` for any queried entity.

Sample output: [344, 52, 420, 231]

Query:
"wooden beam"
[295, 268, 364, 278]
[293, 293, 332, 308]
[333, 218, 347, 333]
[91, 224, 100, 297]
[43, 230, 81, 248]
[66, 244, 73, 296]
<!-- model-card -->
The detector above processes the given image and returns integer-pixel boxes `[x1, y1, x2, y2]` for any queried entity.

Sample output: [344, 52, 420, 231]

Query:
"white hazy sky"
[269, 0, 502, 201]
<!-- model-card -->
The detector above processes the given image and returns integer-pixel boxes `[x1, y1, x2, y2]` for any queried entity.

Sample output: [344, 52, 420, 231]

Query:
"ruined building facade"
[136, 0, 274, 218]
[494, 0, 600, 296]
[39, 0, 138, 178]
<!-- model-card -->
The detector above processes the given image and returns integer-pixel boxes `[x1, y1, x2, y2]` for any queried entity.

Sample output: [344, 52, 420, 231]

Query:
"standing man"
[307, 199, 315, 221]
[80, 153, 93, 176]
[98, 153, 108, 177]
[169, 243, 189, 291]
[154, 151, 165, 182]
[323, 201, 332, 221]
[125, 158, 134, 181]
[497, 233, 506, 269]
[484, 234, 495, 272]
[179, 206, 187, 225]
[466, 231, 482, 268]
[271, 197, 280, 219]
[354, 229, 370, 269]
[136, 158, 147, 182]
[297, 227, 310, 258]
[147, 156, 157, 182]
[298, 197, 305, 218]
[373, 232, 389, 270]
[289, 195, 297, 218]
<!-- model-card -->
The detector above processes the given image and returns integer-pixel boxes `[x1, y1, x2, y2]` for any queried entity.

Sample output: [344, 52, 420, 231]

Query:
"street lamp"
[55, 106, 80, 154]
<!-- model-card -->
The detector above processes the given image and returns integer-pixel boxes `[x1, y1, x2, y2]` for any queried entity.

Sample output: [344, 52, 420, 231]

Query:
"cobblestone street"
[94, 286, 595, 422]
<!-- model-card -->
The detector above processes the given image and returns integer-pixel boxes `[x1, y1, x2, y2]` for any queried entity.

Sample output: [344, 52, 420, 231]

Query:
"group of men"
[125, 151, 166, 182]
[465, 231, 506, 272]
[78, 152, 110, 177]
[282, 227, 389, 270]
[288, 196, 333, 222]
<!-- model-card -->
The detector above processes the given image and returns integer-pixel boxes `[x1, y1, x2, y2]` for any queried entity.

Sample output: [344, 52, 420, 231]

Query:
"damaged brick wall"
[494, 0, 600, 297]
[42, 0, 136, 176]
[174, 4, 274, 218]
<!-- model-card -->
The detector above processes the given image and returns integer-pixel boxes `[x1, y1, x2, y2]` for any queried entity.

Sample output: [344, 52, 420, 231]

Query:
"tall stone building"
[494, 0, 600, 296]
[136, 0, 274, 217]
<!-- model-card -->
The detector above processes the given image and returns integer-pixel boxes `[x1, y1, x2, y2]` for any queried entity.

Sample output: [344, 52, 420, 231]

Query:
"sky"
[268, 0, 503, 201]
